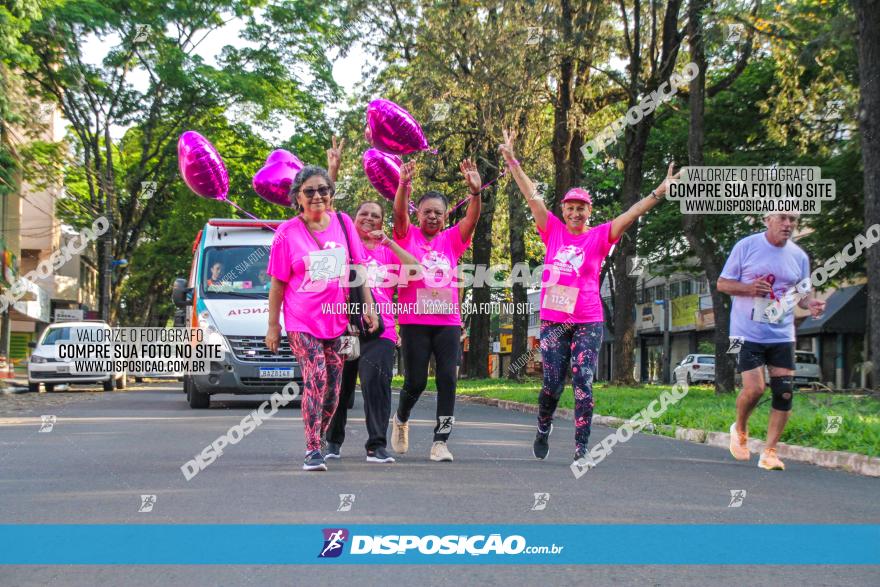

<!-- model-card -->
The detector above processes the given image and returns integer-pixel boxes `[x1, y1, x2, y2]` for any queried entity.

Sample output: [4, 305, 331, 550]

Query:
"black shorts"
[737, 341, 795, 373]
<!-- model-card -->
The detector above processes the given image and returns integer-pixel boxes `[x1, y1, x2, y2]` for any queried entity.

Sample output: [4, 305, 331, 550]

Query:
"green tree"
[19, 0, 339, 322]
[1, 0, 54, 223]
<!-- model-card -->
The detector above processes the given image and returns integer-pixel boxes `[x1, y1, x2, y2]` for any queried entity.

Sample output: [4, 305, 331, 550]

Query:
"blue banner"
[1, 525, 878, 565]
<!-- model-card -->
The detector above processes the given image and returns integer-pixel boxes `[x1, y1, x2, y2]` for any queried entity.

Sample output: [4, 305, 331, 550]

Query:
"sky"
[81, 16, 367, 143]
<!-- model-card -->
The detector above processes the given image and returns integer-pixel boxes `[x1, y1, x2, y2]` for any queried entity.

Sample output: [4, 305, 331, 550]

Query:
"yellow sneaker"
[729, 422, 750, 461]
[391, 414, 409, 454]
[758, 448, 785, 470]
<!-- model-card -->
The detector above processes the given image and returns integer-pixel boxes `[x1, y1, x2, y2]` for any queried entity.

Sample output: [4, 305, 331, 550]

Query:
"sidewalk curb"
[454, 393, 880, 478]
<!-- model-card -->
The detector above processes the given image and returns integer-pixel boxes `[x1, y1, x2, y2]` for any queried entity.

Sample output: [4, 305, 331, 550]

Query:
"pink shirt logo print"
[395, 223, 470, 327]
[421, 250, 452, 283]
[553, 245, 585, 274]
[305, 242, 345, 285]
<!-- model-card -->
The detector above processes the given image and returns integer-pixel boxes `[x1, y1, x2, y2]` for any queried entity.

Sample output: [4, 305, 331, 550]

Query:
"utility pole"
[99, 149, 114, 324]
[101, 235, 111, 322]
[662, 280, 671, 384]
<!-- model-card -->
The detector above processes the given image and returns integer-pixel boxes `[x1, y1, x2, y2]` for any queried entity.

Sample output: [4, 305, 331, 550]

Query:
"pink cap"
[562, 187, 593, 205]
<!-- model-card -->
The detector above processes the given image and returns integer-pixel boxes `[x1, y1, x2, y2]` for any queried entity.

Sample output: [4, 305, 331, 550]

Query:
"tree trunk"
[609, 0, 684, 384]
[611, 124, 651, 384]
[549, 0, 586, 214]
[465, 153, 497, 379]
[551, 60, 581, 213]
[507, 177, 529, 380]
[682, 0, 734, 393]
[855, 0, 880, 388]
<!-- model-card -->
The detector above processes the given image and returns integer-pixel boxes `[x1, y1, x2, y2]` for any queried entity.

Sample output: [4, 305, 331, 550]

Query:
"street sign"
[54, 309, 84, 322]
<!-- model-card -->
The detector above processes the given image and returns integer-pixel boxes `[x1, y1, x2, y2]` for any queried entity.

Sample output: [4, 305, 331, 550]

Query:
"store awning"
[797, 285, 866, 336]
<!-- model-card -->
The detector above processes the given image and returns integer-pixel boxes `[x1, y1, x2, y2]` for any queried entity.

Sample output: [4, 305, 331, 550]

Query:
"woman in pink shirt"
[499, 129, 679, 466]
[264, 165, 379, 472]
[389, 160, 483, 462]
[323, 200, 419, 464]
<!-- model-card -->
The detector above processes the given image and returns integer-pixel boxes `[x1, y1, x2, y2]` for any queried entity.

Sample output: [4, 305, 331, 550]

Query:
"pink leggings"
[287, 331, 345, 453]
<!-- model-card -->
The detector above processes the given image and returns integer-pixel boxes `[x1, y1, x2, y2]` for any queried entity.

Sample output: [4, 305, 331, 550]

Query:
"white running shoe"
[430, 441, 454, 462]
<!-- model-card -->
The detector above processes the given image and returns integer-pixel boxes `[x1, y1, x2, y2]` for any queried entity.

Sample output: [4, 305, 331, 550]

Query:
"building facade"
[3, 98, 99, 368]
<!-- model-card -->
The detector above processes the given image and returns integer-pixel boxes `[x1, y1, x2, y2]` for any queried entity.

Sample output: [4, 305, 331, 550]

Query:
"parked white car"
[674, 354, 716, 384]
[729, 350, 822, 389]
[27, 321, 127, 392]
[794, 351, 822, 387]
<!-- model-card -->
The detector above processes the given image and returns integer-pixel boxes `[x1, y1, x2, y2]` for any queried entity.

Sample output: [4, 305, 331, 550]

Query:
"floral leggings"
[538, 320, 604, 455]
[287, 331, 345, 453]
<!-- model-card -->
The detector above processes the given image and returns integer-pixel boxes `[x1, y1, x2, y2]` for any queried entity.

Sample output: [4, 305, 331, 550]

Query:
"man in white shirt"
[717, 212, 825, 470]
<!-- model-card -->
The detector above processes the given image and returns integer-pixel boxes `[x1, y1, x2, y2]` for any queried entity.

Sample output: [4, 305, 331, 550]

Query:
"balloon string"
[449, 167, 508, 213]
[225, 198, 278, 232]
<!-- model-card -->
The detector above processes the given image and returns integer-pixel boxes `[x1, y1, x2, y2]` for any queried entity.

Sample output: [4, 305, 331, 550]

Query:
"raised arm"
[393, 161, 415, 239]
[457, 159, 483, 243]
[498, 130, 549, 231]
[610, 162, 680, 242]
[326, 136, 344, 183]
[498, 128, 549, 232]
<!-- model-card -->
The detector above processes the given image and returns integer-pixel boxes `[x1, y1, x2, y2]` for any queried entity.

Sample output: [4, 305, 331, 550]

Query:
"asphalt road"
[1, 381, 878, 586]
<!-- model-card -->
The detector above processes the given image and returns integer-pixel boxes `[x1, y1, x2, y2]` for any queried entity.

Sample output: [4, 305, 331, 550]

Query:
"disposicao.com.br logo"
[318, 528, 349, 558]
[318, 529, 564, 558]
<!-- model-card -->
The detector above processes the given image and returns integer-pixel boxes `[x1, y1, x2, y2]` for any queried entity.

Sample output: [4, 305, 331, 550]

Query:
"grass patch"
[392, 376, 880, 457]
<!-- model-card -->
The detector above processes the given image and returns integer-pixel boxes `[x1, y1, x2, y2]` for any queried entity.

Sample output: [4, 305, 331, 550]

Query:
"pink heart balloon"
[252, 158, 304, 207]
[265, 149, 304, 168]
[366, 99, 429, 155]
[178, 131, 229, 200]
[363, 148, 402, 201]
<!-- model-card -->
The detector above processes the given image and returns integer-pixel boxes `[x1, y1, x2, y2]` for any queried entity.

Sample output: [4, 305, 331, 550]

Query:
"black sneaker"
[324, 442, 342, 459]
[533, 424, 553, 460]
[366, 447, 396, 463]
[303, 449, 327, 471]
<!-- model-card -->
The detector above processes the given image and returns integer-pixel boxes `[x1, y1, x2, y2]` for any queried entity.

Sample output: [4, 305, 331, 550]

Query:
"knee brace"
[770, 376, 794, 411]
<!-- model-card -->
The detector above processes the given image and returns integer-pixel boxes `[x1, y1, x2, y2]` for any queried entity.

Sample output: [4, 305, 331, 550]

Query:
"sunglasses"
[301, 186, 332, 199]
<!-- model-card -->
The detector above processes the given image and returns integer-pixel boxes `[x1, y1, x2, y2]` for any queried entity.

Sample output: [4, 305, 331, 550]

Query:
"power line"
[0, 225, 61, 233]
[19, 193, 62, 224]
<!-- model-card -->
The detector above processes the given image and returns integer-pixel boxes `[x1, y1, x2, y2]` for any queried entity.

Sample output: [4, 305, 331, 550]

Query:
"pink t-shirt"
[394, 223, 470, 326]
[537, 215, 618, 323]
[266, 212, 364, 339]
[362, 243, 399, 345]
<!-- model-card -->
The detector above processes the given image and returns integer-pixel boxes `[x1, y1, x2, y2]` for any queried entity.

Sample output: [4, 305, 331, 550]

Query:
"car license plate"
[260, 367, 292, 379]
[57, 365, 70, 374]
